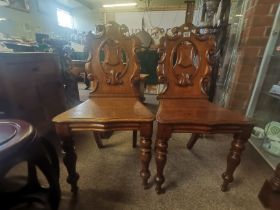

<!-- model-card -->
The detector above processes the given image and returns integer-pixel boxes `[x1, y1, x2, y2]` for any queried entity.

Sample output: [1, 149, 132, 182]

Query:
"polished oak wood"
[154, 23, 253, 194]
[53, 23, 155, 193]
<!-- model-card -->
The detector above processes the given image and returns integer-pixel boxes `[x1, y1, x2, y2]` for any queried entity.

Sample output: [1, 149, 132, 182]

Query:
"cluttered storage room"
[0, 0, 280, 209]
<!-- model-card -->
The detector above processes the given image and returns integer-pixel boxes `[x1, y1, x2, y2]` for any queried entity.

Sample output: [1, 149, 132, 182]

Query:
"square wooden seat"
[154, 23, 254, 194]
[53, 23, 154, 193]
[53, 98, 154, 124]
[157, 99, 249, 125]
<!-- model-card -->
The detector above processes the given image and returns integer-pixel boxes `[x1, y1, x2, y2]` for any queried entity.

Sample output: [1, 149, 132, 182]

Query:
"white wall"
[73, 8, 103, 32]
[0, 0, 102, 40]
[115, 10, 186, 33]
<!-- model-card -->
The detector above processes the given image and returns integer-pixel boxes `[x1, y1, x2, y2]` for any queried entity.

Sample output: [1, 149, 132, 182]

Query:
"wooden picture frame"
[8, 0, 30, 13]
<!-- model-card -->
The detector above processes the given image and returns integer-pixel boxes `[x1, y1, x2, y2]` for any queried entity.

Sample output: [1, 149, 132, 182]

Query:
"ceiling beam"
[74, 0, 93, 10]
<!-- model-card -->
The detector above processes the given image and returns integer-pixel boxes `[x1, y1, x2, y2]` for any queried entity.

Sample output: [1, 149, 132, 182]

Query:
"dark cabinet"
[0, 53, 66, 135]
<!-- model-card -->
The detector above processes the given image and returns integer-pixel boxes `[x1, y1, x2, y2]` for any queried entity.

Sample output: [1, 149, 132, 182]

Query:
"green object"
[265, 121, 280, 140]
[37, 44, 50, 52]
[71, 52, 88, 60]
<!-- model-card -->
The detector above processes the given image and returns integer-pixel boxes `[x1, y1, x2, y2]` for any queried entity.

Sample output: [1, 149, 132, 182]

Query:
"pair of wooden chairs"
[52, 23, 253, 194]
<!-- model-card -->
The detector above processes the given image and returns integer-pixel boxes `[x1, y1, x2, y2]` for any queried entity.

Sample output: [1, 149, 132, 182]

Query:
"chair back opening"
[157, 23, 216, 100]
[85, 22, 141, 98]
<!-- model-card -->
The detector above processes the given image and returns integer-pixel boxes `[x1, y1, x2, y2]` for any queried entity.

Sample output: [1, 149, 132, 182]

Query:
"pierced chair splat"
[154, 23, 254, 194]
[53, 23, 155, 193]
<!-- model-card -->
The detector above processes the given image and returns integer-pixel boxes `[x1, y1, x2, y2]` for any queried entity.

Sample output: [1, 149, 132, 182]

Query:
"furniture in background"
[139, 74, 149, 102]
[70, 60, 86, 78]
[0, 119, 60, 210]
[70, 60, 151, 103]
[53, 23, 154, 193]
[154, 24, 253, 194]
[137, 49, 159, 85]
[0, 53, 66, 136]
[259, 163, 280, 210]
[2, 41, 38, 52]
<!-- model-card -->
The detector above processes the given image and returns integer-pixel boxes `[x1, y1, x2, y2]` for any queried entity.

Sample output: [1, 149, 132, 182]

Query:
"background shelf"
[249, 137, 280, 170]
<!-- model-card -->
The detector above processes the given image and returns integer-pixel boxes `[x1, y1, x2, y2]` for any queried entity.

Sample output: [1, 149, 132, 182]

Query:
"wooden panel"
[157, 23, 216, 99]
[85, 23, 141, 98]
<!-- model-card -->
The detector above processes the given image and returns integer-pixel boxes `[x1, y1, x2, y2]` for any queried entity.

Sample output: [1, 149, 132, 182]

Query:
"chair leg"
[155, 124, 172, 194]
[93, 132, 104, 149]
[133, 130, 137, 148]
[221, 131, 250, 192]
[186, 133, 200, 149]
[55, 124, 79, 194]
[139, 123, 153, 189]
[100, 131, 113, 139]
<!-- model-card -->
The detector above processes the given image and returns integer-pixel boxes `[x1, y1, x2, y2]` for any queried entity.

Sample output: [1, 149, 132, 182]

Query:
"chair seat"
[53, 98, 155, 124]
[156, 99, 250, 125]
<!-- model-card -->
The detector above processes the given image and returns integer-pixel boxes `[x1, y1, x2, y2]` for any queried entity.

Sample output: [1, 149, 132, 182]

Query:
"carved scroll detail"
[200, 42, 216, 96]
[156, 23, 216, 98]
[156, 38, 169, 96]
[200, 76, 210, 95]
[166, 23, 197, 40]
[87, 73, 99, 94]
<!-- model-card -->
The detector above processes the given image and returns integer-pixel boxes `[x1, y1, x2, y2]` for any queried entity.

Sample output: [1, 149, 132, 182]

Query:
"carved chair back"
[157, 23, 216, 100]
[85, 23, 141, 98]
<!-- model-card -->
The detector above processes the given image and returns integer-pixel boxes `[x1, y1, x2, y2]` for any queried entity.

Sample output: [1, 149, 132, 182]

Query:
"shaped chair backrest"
[157, 23, 216, 100]
[85, 22, 141, 98]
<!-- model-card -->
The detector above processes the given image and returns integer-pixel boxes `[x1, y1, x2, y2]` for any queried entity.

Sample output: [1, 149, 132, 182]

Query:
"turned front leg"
[155, 124, 171, 194]
[221, 128, 251, 192]
[56, 124, 79, 193]
[139, 123, 153, 189]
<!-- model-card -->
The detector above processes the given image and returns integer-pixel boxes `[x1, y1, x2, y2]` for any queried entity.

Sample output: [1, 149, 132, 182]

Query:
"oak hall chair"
[53, 23, 154, 193]
[154, 24, 254, 194]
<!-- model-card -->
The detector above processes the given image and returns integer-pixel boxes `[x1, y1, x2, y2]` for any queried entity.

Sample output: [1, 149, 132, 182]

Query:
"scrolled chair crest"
[94, 22, 140, 86]
[156, 23, 217, 98]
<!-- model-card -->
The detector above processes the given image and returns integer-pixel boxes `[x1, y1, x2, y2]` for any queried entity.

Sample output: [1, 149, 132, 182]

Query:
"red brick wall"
[226, 0, 279, 113]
